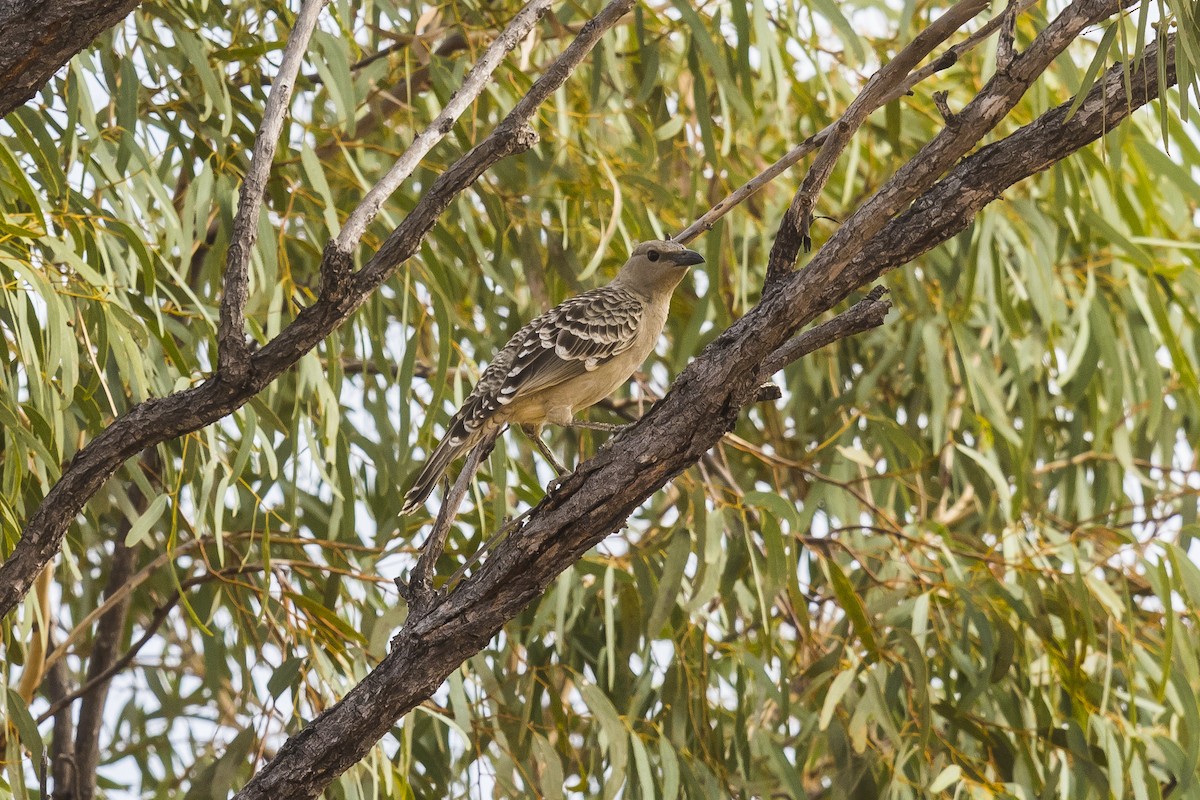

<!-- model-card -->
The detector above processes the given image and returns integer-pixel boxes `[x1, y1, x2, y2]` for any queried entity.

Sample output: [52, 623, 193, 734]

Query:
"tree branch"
[760, 287, 893, 378]
[316, 31, 471, 156]
[326, 0, 554, 295]
[216, 0, 330, 380]
[229, 29, 1175, 800]
[0, 0, 142, 118]
[811, 0, 1133, 289]
[72, 540, 136, 800]
[397, 432, 497, 616]
[675, 0, 1038, 246]
[41, 637, 76, 800]
[37, 565, 265, 725]
[774, 0, 990, 278]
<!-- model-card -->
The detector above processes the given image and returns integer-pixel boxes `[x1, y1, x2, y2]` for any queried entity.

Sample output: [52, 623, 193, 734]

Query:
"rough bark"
[0, 0, 142, 118]
[231, 32, 1177, 800]
[42, 645, 76, 800]
[72, 542, 136, 800]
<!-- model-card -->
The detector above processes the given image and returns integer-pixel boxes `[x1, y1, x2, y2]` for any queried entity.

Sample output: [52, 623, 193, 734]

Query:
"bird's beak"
[669, 249, 705, 267]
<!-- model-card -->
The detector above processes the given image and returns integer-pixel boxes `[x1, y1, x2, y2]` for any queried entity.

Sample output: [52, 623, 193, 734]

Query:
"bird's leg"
[520, 424, 570, 476]
[561, 419, 627, 433]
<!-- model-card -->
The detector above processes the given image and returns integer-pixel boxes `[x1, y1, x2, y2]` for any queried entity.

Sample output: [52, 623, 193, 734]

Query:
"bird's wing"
[447, 286, 644, 439]
[503, 286, 645, 397]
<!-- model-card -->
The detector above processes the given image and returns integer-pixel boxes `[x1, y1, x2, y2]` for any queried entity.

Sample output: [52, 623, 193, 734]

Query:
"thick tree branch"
[812, 0, 1133, 288]
[216, 0, 330, 379]
[840, 35, 1175, 290]
[0, 0, 142, 118]
[758, 0, 1123, 291]
[230, 31, 1175, 800]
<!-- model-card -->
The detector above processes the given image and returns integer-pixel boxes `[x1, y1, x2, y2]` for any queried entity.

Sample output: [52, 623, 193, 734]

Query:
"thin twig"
[932, 90, 957, 123]
[400, 432, 497, 612]
[355, 0, 638, 291]
[36, 565, 266, 724]
[217, 0, 330, 379]
[316, 32, 471, 157]
[446, 506, 537, 590]
[304, 36, 419, 83]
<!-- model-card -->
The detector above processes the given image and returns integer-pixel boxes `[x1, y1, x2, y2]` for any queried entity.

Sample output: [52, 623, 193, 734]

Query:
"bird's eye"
[647, 249, 661, 262]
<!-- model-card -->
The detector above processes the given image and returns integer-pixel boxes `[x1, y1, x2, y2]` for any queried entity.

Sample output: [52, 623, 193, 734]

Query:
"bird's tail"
[401, 428, 474, 515]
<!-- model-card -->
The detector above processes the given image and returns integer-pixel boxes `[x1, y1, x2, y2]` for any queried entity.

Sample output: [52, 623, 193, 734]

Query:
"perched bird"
[401, 239, 704, 514]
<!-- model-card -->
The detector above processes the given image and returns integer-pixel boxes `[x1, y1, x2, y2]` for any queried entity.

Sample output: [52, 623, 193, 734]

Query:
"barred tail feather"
[401, 430, 474, 515]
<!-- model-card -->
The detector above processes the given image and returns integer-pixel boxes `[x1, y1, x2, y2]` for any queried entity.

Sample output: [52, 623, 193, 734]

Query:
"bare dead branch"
[445, 504, 537, 590]
[217, 0, 330, 380]
[329, 0, 554, 289]
[398, 431, 497, 615]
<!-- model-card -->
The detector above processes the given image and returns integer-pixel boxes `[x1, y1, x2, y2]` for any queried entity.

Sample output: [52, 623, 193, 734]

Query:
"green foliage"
[1, 0, 1199, 798]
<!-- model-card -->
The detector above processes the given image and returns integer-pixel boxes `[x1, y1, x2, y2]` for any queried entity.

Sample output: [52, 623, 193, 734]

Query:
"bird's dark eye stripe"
[648, 249, 660, 262]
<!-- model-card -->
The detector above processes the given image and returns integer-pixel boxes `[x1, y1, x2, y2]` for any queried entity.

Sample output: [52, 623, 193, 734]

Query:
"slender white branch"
[217, 0, 330, 377]
[333, 0, 553, 255]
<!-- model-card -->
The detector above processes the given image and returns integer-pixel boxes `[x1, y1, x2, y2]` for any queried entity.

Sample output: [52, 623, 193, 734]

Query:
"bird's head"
[616, 239, 705, 296]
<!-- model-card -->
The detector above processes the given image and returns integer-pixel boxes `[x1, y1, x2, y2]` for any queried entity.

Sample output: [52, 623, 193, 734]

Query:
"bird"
[401, 239, 705, 515]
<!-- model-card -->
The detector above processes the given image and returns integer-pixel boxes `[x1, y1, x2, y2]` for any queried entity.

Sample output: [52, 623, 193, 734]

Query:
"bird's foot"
[521, 424, 571, 475]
